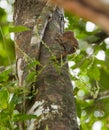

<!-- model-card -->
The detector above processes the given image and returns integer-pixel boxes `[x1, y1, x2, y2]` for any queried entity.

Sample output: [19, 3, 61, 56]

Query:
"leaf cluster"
[66, 13, 109, 130]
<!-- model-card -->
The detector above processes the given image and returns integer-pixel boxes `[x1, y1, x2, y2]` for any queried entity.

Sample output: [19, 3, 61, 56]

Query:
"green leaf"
[0, 111, 12, 129]
[75, 99, 81, 118]
[0, 68, 12, 82]
[9, 26, 30, 33]
[26, 72, 36, 83]
[27, 60, 40, 69]
[13, 114, 37, 122]
[0, 88, 9, 110]
[88, 66, 100, 80]
[45, 125, 49, 130]
[99, 68, 109, 91]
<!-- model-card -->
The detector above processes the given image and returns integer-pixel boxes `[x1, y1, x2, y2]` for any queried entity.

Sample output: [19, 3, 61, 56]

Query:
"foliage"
[66, 12, 109, 130]
[0, 1, 109, 130]
[0, 65, 38, 129]
[0, 5, 15, 66]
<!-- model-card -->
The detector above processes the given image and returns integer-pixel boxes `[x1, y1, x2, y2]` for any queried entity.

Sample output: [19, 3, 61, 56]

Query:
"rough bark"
[27, 64, 79, 130]
[14, 0, 79, 130]
[14, 0, 45, 86]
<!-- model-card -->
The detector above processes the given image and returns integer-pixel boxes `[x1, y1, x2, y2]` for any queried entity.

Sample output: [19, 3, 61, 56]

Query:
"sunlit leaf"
[88, 66, 100, 80]
[0, 68, 12, 82]
[0, 88, 9, 109]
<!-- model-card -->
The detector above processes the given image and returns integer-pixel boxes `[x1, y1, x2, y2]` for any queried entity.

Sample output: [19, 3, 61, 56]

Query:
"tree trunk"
[14, 0, 79, 130]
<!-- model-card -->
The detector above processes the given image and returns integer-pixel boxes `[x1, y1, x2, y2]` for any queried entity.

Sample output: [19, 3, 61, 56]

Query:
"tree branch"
[84, 31, 109, 44]
[84, 90, 109, 100]
[51, 0, 109, 32]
